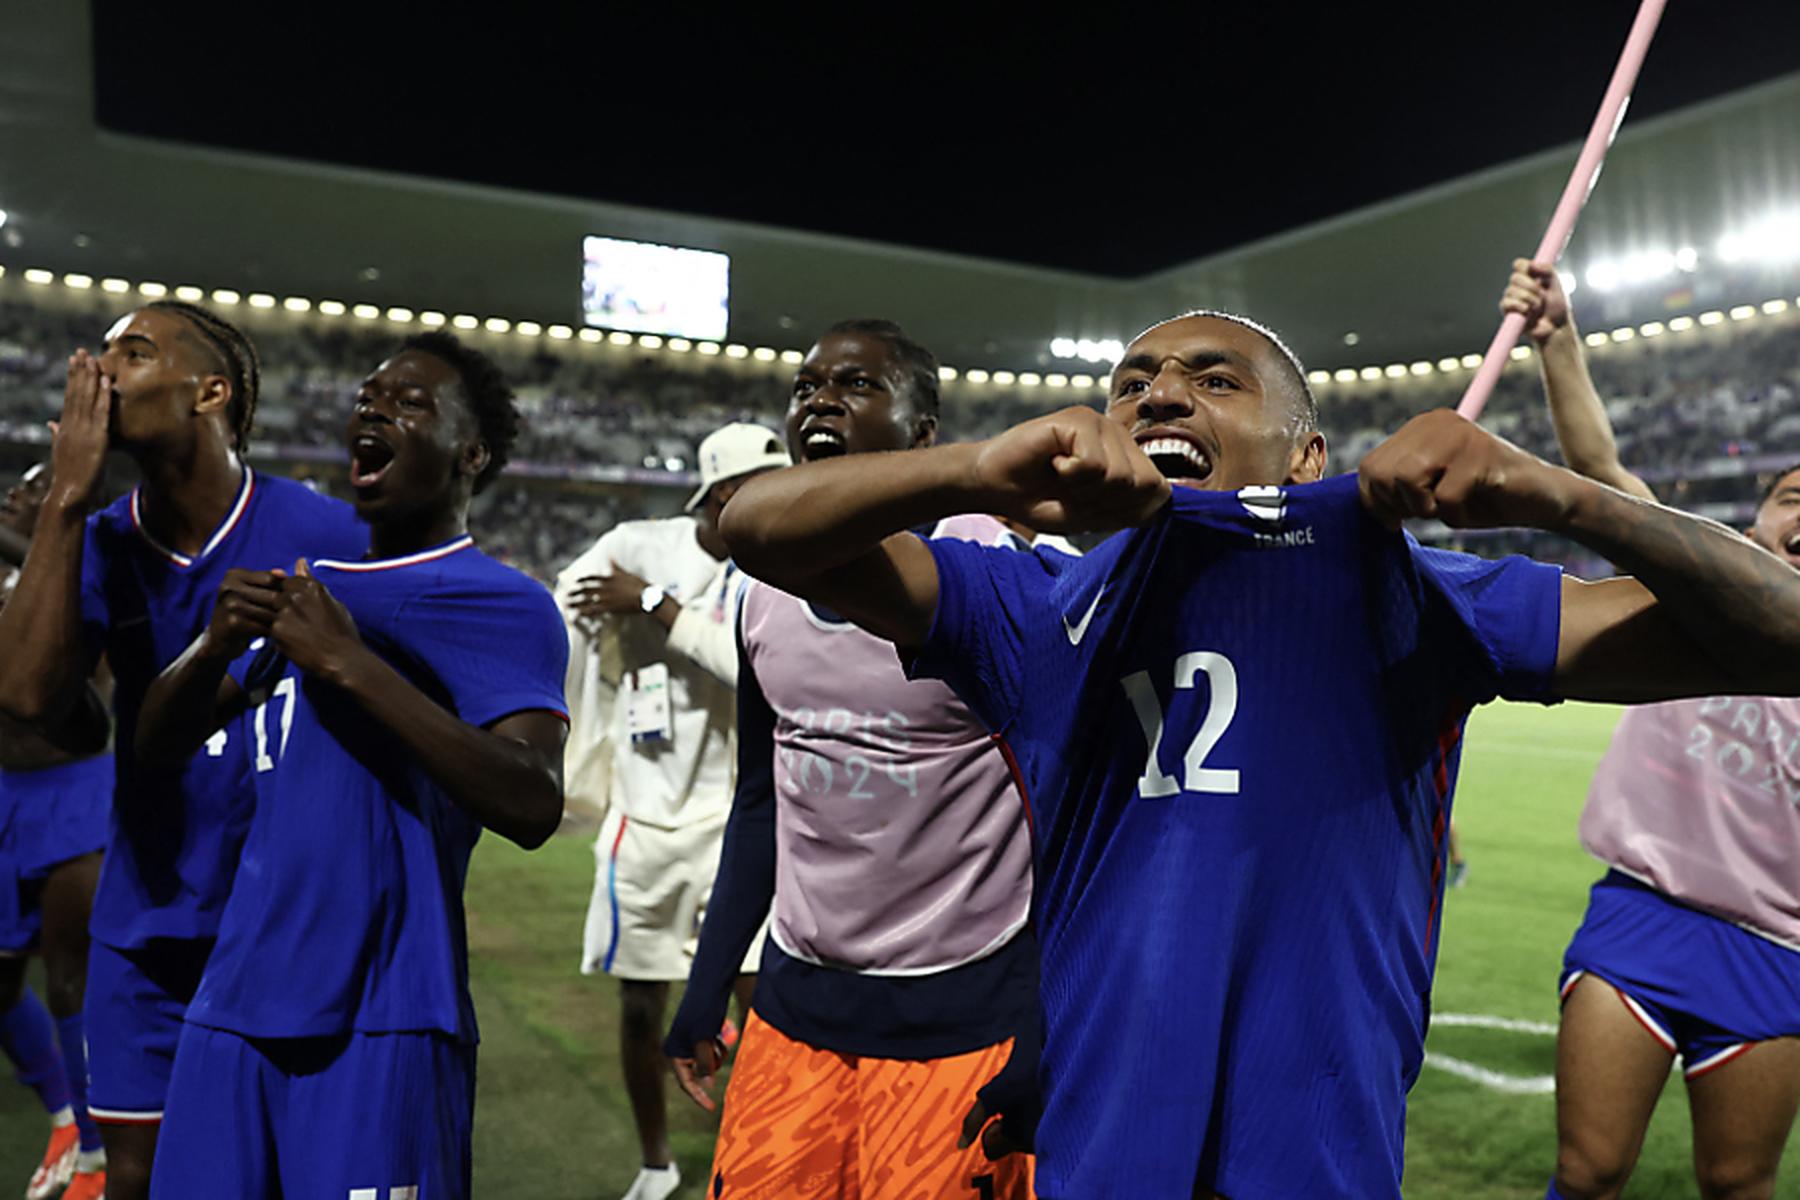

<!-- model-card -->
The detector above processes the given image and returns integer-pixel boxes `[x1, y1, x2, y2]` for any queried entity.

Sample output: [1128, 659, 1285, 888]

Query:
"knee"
[1696, 1153, 1777, 1200]
[42, 955, 85, 1018]
[104, 1153, 154, 1200]
[1555, 1142, 1634, 1200]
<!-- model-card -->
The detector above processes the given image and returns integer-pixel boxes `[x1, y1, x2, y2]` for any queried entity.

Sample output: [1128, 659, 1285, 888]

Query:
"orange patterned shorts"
[708, 1012, 1034, 1200]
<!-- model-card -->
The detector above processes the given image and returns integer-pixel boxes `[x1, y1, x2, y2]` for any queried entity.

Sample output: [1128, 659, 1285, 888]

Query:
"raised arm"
[0, 355, 112, 724]
[721, 408, 1167, 646]
[269, 563, 566, 849]
[1502, 258, 1657, 502]
[1360, 409, 1800, 701]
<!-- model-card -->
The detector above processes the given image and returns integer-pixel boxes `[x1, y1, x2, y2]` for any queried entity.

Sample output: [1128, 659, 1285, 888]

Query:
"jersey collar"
[130, 468, 256, 569]
[312, 534, 474, 573]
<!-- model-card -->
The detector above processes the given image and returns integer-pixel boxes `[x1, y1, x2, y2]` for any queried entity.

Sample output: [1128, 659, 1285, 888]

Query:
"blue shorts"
[84, 937, 212, 1122]
[153, 1024, 475, 1199]
[1561, 871, 1800, 1078]
[0, 757, 112, 953]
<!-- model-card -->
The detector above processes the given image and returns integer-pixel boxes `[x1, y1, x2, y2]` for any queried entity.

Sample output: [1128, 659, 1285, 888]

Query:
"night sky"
[92, 1, 1800, 276]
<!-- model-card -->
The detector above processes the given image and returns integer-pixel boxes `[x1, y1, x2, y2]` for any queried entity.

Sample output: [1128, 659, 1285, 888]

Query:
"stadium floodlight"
[779, 349, 804, 364]
[1409, 362, 1432, 376]
[1333, 368, 1358, 383]
[1359, 367, 1381, 381]
[1638, 321, 1665, 337]
[353, 304, 380, 320]
[483, 317, 512, 333]
[637, 333, 663, 348]
[1509, 344, 1533, 360]
[1729, 305, 1757, 321]
[992, 370, 1017, 385]
[665, 337, 692, 352]
[385, 306, 413, 323]
[1050, 336, 1125, 364]
[318, 300, 347, 316]
[17, 268, 45, 287]
[174, 285, 204, 302]
[1716, 211, 1800, 264]
[1667, 315, 1695, 332]
[696, 341, 721, 355]
[577, 328, 603, 343]
[1050, 337, 1077, 358]
[210, 288, 240, 305]
[248, 293, 276, 309]
[724, 344, 749, 359]
[62, 273, 93, 290]
[451, 313, 479, 330]
[1674, 245, 1698, 271]
[514, 321, 542, 337]
[1306, 370, 1331, 385]
[0, 210, 7, 229]
[1383, 364, 1407, 378]
[1609, 327, 1635, 342]
[1436, 357, 1461, 372]
[1071, 374, 1097, 389]
[100, 277, 130, 294]
[1584, 331, 1610, 347]
[138, 281, 168, 297]
[283, 296, 312, 312]
[1762, 298, 1790, 315]
[938, 366, 958, 381]
[547, 324, 573, 339]
[752, 347, 777, 362]
[1459, 353, 1482, 369]
[607, 331, 634, 346]
[1584, 249, 1680, 292]
[965, 369, 990, 383]
[1559, 271, 1579, 296]
[1046, 373, 1068, 388]
[1698, 310, 1725, 326]
[419, 311, 447, 327]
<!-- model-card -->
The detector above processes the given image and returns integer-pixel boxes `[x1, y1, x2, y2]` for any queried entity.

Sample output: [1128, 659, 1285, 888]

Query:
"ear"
[192, 375, 233, 419]
[1286, 431, 1328, 485]
[461, 438, 491, 485]
[913, 412, 939, 450]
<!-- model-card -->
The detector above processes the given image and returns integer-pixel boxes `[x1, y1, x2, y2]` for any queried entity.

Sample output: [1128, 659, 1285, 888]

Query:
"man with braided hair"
[0, 302, 366, 1199]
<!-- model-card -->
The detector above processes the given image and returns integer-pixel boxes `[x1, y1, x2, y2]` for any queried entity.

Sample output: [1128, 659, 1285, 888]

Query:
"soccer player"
[557, 420, 787, 1200]
[0, 302, 367, 1199]
[1505, 259, 1800, 1200]
[716, 310, 1800, 1198]
[0, 462, 111, 1200]
[663, 320, 1036, 1200]
[133, 330, 568, 1197]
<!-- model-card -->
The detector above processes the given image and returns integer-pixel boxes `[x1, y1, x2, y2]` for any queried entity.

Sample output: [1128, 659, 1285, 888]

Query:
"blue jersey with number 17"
[910, 473, 1563, 1200]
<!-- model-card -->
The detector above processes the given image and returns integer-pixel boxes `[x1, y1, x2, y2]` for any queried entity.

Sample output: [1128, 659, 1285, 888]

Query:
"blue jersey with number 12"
[910, 474, 1563, 1200]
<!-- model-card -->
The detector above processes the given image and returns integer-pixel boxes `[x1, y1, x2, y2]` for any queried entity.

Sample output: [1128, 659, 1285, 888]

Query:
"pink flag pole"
[1456, 0, 1668, 421]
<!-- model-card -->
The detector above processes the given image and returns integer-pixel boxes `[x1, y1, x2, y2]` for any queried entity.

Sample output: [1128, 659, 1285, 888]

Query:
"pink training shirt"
[1581, 696, 1800, 949]
[739, 514, 1033, 975]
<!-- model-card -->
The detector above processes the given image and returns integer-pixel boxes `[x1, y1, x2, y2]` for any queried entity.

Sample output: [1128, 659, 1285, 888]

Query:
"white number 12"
[1121, 651, 1241, 797]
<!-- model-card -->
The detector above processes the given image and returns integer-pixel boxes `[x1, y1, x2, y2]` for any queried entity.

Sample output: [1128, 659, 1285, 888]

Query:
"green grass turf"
[3, 701, 1796, 1197]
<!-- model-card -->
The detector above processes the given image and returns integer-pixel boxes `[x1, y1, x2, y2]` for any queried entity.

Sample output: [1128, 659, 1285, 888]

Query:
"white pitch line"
[1433, 1012, 1559, 1037]
[1423, 1052, 1556, 1095]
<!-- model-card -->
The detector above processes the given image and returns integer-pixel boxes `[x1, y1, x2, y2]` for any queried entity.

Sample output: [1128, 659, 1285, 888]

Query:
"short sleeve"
[906, 536, 1054, 734]
[401, 578, 571, 729]
[1410, 544, 1562, 704]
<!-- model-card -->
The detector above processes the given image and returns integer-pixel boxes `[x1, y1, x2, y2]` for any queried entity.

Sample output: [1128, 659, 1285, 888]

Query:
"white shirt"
[554, 518, 737, 828]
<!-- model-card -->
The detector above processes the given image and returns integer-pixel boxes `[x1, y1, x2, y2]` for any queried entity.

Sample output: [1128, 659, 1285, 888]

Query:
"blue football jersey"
[81, 471, 367, 948]
[910, 473, 1563, 1200]
[185, 536, 569, 1043]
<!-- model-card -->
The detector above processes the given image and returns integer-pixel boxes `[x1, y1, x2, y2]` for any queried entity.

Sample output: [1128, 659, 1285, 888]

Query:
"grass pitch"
[4, 701, 1797, 1197]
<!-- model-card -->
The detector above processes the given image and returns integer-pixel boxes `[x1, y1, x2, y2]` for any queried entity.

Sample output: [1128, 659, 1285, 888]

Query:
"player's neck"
[694, 522, 728, 561]
[134, 437, 246, 557]
[367, 505, 468, 561]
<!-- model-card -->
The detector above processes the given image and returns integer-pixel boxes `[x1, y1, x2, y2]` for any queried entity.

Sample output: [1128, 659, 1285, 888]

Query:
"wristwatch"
[639, 584, 667, 614]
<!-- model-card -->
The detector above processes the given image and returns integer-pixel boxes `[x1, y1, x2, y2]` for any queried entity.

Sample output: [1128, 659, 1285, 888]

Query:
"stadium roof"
[2, 3, 1798, 374]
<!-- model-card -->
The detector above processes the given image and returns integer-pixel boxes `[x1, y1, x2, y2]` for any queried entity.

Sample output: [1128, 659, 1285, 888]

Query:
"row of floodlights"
[1, 266, 1109, 391]
[1304, 297, 1800, 387]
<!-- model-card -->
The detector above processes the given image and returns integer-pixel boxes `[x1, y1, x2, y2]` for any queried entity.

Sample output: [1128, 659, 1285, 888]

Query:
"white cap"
[684, 422, 791, 511]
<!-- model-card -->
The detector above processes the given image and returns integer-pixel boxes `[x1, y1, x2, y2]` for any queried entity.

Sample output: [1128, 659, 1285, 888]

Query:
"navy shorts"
[0, 757, 112, 953]
[84, 937, 212, 1122]
[1561, 871, 1800, 1079]
[153, 1024, 476, 1199]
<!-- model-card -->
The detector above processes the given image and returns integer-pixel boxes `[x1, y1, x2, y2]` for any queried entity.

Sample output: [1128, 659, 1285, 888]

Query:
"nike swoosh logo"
[1062, 585, 1105, 646]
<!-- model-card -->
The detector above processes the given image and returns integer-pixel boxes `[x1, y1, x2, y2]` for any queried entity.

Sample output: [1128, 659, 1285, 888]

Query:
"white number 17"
[1121, 651, 1241, 797]
[253, 676, 297, 772]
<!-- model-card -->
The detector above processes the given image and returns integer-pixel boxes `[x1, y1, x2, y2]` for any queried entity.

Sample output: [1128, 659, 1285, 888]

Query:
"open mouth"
[1783, 530, 1800, 561]
[1138, 435, 1214, 486]
[350, 434, 396, 488]
[800, 425, 849, 462]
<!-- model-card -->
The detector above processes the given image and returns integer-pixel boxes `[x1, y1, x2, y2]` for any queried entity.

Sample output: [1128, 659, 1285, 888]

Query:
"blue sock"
[53, 1012, 101, 1152]
[0, 989, 71, 1115]
[1545, 1180, 1569, 1199]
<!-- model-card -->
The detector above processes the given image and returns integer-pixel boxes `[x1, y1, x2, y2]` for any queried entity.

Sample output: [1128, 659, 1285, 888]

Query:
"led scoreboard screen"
[581, 235, 730, 341]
